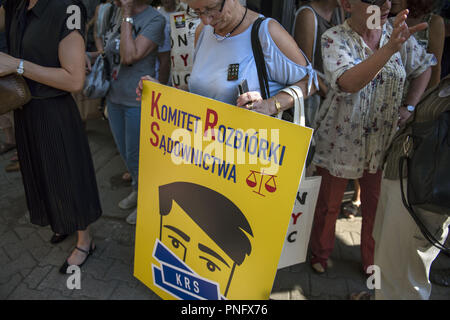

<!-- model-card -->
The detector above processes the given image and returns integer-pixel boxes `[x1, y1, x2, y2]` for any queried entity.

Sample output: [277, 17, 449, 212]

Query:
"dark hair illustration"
[158, 182, 253, 266]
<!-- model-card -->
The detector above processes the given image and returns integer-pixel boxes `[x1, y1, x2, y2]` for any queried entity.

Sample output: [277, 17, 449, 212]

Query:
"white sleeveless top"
[189, 18, 318, 106]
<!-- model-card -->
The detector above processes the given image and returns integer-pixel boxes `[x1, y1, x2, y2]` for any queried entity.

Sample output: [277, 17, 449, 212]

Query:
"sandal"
[0, 142, 16, 155]
[349, 291, 373, 300]
[5, 161, 20, 172]
[342, 202, 360, 219]
[59, 242, 96, 274]
[122, 171, 132, 182]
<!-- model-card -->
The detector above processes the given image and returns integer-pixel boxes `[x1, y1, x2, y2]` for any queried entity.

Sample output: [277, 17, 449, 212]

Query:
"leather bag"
[0, 73, 31, 115]
[399, 110, 450, 253]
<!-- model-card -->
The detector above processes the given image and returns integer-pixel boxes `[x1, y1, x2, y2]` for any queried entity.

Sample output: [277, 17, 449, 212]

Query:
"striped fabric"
[14, 94, 102, 234]
[383, 75, 450, 180]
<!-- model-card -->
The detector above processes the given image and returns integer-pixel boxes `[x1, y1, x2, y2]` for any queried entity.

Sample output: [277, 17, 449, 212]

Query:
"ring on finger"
[246, 103, 254, 110]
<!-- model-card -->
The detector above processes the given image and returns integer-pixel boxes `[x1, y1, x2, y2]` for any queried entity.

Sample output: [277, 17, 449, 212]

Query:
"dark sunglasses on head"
[360, 0, 387, 6]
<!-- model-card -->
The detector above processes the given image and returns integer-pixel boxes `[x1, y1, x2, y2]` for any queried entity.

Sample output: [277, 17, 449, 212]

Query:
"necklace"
[214, 6, 248, 41]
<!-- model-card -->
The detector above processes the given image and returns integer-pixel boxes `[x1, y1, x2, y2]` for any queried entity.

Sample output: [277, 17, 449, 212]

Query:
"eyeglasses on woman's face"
[360, 0, 388, 7]
[186, 0, 226, 19]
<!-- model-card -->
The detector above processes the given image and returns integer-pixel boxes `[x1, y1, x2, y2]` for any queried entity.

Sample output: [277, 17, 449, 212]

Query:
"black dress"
[4, 0, 102, 234]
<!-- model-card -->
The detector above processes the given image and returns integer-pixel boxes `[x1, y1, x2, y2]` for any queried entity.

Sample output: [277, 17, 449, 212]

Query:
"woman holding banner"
[137, 0, 318, 116]
[309, 0, 436, 276]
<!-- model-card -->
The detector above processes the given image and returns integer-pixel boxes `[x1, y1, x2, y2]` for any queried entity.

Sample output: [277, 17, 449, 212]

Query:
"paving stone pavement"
[1, 118, 449, 300]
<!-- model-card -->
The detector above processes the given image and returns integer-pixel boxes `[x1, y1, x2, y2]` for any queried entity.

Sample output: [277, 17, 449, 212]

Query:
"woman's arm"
[398, 67, 431, 125]
[293, 8, 316, 64]
[338, 10, 427, 93]
[93, 4, 104, 52]
[426, 14, 445, 88]
[119, 1, 159, 66]
[119, 20, 159, 65]
[0, 31, 86, 93]
[157, 51, 170, 85]
[237, 19, 313, 115]
[294, 8, 329, 98]
[0, 6, 5, 33]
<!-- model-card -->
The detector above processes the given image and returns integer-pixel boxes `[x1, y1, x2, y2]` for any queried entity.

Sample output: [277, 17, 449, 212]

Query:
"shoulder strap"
[399, 157, 450, 253]
[251, 17, 270, 100]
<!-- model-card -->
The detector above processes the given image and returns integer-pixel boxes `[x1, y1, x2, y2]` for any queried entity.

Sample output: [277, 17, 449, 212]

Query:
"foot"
[126, 208, 137, 225]
[122, 171, 132, 182]
[0, 142, 16, 155]
[342, 202, 360, 219]
[349, 291, 373, 300]
[59, 242, 95, 274]
[5, 161, 19, 172]
[50, 233, 69, 244]
[312, 262, 326, 274]
[118, 190, 138, 210]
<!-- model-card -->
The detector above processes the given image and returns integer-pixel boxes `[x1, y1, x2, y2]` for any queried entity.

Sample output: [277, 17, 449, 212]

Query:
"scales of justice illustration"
[246, 170, 277, 197]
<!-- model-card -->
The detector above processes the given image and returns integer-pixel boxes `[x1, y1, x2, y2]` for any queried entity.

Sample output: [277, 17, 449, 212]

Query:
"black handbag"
[399, 110, 450, 253]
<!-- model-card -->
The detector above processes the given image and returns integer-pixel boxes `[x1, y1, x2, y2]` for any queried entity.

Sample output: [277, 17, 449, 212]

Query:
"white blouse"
[312, 19, 437, 179]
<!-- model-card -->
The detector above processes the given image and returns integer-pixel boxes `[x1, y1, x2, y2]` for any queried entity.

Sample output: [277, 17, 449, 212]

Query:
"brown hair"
[406, 0, 433, 18]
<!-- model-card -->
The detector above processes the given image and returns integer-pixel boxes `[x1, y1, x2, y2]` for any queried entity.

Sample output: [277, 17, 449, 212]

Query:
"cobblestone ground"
[1, 119, 449, 300]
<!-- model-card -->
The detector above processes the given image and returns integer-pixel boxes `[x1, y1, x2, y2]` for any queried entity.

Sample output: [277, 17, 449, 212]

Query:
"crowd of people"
[0, 0, 449, 300]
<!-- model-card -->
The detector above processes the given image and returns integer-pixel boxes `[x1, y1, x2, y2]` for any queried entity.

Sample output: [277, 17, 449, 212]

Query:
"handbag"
[83, 53, 110, 99]
[274, 86, 321, 268]
[0, 73, 31, 115]
[399, 110, 450, 253]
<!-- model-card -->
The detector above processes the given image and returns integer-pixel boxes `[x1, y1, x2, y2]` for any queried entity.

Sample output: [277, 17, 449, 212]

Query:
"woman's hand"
[85, 53, 92, 74]
[386, 9, 428, 54]
[136, 75, 159, 101]
[398, 106, 412, 127]
[0, 52, 19, 77]
[236, 91, 275, 115]
[120, 0, 133, 16]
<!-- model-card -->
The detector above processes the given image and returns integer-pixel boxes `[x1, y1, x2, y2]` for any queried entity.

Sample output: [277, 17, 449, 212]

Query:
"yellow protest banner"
[134, 82, 313, 300]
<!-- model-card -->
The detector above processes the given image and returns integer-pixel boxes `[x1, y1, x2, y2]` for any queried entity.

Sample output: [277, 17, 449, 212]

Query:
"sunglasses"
[360, 0, 387, 6]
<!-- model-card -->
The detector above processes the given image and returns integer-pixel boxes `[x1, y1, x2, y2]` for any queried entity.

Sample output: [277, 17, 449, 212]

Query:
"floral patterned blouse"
[312, 19, 437, 179]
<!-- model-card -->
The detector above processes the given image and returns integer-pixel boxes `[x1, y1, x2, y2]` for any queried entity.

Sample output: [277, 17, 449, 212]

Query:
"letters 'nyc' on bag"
[400, 110, 450, 253]
[0, 74, 31, 115]
[250, 17, 321, 267]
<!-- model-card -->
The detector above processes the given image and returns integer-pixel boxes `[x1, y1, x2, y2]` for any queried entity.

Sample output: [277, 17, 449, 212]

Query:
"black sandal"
[59, 243, 96, 274]
[50, 233, 69, 244]
[0, 143, 16, 155]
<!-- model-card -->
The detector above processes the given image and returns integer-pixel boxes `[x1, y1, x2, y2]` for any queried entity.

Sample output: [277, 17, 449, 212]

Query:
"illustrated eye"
[168, 235, 181, 249]
[199, 256, 221, 272]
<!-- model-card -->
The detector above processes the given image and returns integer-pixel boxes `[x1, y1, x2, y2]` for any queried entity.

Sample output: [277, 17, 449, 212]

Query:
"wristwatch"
[122, 17, 134, 25]
[404, 104, 415, 112]
[274, 97, 282, 113]
[17, 59, 24, 75]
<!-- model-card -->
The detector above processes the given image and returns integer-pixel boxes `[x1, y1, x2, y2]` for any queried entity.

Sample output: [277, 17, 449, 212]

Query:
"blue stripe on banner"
[153, 240, 192, 272]
[152, 240, 223, 300]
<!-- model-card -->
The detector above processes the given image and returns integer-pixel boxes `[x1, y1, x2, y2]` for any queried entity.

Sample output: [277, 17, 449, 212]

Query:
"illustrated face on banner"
[134, 82, 313, 300]
[158, 182, 253, 297]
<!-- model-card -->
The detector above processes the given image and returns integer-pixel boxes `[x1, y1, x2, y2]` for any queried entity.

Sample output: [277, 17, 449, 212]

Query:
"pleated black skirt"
[14, 94, 102, 234]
